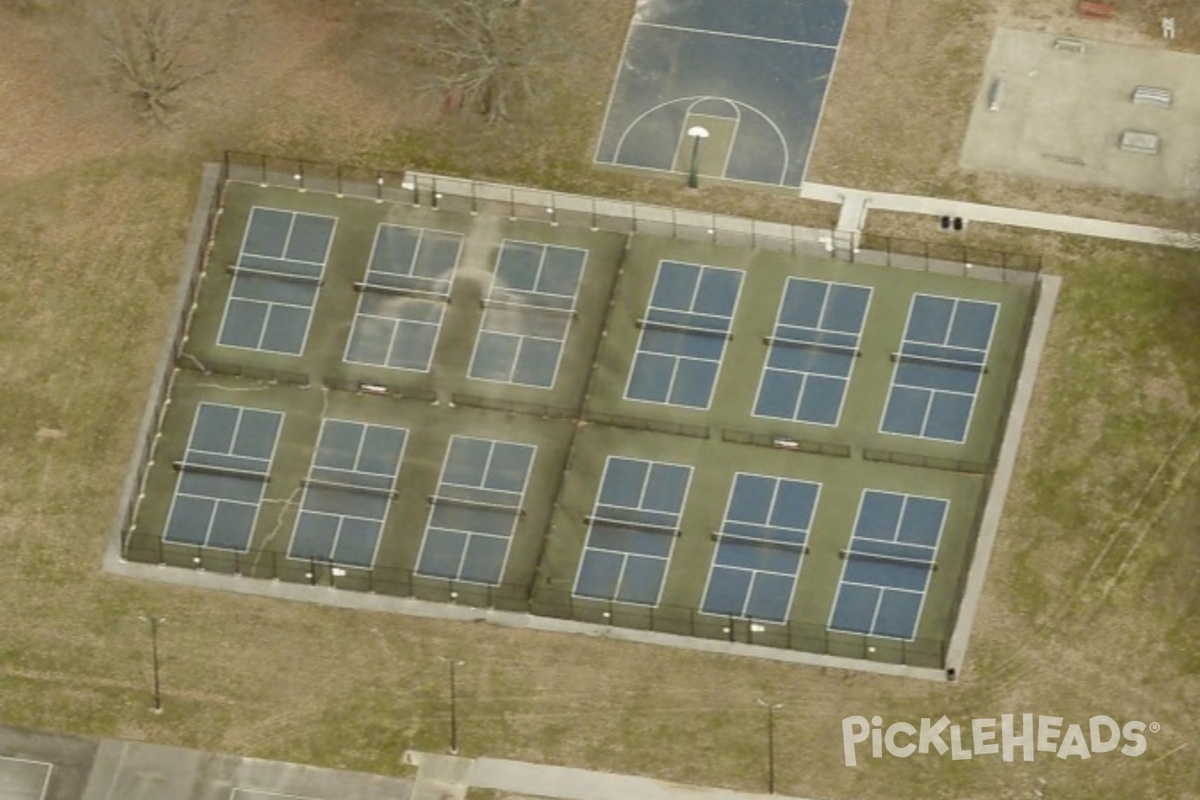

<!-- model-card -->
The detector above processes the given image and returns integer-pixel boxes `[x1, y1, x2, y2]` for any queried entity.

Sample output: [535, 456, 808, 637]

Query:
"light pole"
[757, 697, 784, 793]
[438, 657, 466, 754]
[138, 614, 167, 713]
[686, 125, 710, 189]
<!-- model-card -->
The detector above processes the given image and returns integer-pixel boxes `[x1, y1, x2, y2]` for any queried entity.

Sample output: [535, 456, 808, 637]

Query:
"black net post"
[432, 177, 439, 210]
[259, 153, 268, 186]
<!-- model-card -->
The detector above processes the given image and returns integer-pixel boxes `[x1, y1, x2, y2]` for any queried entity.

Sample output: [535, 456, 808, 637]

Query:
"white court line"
[674, 101, 742, 181]
[632, 20, 839, 51]
[468, 241, 585, 389]
[698, 473, 819, 622]
[163, 405, 282, 553]
[286, 420, 408, 569]
[612, 96, 791, 186]
[200, 406, 281, 553]
[415, 438, 537, 585]
[0, 756, 53, 800]
[344, 243, 449, 372]
[230, 789, 326, 800]
[592, 2, 641, 167]
[292, 214, 337, 357]
[623, 262, 742, 410]
[883, 293, 1000, 442]
[572, 457, 692, 606]
[369, 223, 464, 279]
[798, 1, 852, 186]
[752, 278, 870, 427]
[826, 490, 949, 641]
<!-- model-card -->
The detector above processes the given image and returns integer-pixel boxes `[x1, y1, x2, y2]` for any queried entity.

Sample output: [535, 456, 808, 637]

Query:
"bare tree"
[88, 0, 237, 123]
[382, 0, 551, 123]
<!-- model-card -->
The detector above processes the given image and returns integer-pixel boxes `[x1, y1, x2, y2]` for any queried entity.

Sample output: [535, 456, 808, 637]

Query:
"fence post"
[294, 160, 305, 192]
[412, 175, 420, 207]
[590, 197, 598, 231]
[509, 186, 516, 220]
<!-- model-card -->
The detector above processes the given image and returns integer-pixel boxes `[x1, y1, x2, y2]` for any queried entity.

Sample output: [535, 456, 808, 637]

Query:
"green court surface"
[124, 179, 1037, 668]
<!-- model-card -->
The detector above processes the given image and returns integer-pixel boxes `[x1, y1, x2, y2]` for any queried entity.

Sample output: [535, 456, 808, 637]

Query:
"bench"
[1132, 86, 1173, 109]
[1077, 1, 1114, 19]
[1119, 130, 1161, 155]
[1053, 37, 1086, 52]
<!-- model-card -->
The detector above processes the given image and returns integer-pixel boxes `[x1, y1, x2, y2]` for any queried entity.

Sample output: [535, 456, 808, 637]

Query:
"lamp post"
[138, 614, 167, 713]
[757, 697, 784, 793]
[438, 657, 466, 754]
[686, 125, 710, 189]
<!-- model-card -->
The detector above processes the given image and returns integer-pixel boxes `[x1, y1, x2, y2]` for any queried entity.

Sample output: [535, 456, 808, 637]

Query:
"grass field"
[0, 1, 1197, 799]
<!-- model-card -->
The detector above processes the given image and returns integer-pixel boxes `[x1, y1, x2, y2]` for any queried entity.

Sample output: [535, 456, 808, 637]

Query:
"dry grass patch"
[0, 2, 1197, 800]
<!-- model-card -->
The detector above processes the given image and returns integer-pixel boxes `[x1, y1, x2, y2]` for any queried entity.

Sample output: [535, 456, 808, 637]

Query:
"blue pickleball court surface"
[700, 473, 821, 623]
[288, 419, 408, 569]
[828, 490, 948, 640]
[162, 403, 284, 552]
[625, 260, 743, 409]
[343, 224, 463, 372]
[574, 457, 692, 605]
[416, 436, 538, 585]
[218, 207, 336, 356]
[469, 241, 588, 389]
[880, 294, 1000, 443]
[754, 278, 871, 427]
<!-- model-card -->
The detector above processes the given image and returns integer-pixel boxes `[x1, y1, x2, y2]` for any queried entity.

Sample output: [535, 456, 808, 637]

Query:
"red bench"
[1076, 1, 1114, 19]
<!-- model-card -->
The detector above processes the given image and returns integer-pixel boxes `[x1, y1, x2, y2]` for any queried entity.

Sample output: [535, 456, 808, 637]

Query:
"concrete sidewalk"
[406, 751, 811, 800]
[802, 181, 1188, 246]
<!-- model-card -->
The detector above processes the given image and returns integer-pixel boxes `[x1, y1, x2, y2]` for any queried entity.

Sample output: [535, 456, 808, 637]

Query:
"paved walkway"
[802, 181, 1190, 246]
[406, 751, 809, 800]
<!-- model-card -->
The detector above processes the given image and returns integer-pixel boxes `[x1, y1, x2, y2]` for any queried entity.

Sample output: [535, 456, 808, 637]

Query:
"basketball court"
[595, 0, 850, 188]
